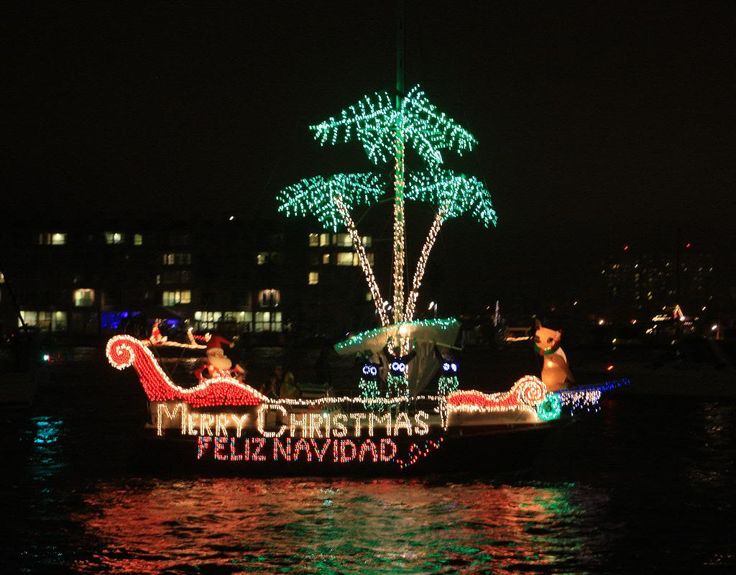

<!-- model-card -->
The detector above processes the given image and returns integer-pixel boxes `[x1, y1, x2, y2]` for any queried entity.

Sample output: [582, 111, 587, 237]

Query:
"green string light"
[536, 393, 562, 422]
[310, 85, 476, 167]
[278, 84, 495, 331]
[358, 378, 382, 410]
[334, 318, 460, 352]
[276, 173, 384, 232]
[437, 375, 460, 395]
[407, 168, 497, 228]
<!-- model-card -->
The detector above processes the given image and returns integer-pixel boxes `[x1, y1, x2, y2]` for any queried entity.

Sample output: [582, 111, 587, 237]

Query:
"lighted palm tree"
[277, 85, 495, 327]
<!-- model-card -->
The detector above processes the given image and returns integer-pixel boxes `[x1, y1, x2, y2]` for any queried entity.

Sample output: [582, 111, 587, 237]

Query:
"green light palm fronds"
[310, 92, 396, 165]
[401, 86, 477, 165]
[276, 172, 385, 231]
[309, 85, 477, 167]
[407, 168, 497, 227]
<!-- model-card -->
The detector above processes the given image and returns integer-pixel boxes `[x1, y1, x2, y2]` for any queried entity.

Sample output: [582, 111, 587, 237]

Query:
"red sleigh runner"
[106, 335, 267, 408]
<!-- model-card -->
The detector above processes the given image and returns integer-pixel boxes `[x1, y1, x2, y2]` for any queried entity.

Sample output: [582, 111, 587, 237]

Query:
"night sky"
[5, 1, 736, 308]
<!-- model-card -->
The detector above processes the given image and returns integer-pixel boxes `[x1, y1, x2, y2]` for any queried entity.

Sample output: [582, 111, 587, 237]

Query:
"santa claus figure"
[194, 334, 235, 380]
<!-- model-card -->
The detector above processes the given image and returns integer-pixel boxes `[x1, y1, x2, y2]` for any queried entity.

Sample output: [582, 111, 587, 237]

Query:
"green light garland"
[276, 173, 384, 232]
[334, 318, 460, 352]
[386, 374, 409, 399]
[278, 83, 495, 332]
[407, 168, 497, 228]
[536, 393, 562, 422]
[437, 375, 460, 395]
[310, 86, 476, 167]
[358, 378, 382, 410]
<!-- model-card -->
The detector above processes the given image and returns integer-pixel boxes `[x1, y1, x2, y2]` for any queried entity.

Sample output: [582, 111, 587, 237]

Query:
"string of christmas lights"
[404, 168, 496, 321]
[333, 317, 459, 352]
[106, 336, 267, 407]
[535, 393, 563, 422]
[405, 208, 444, 322]
[392, 125, 407, 324]
[333, 194, 390, 326]
[276, 172, 384, 232]
[396, 437, 444, 469]
[309, 86, 476, 168]
[446, 376, 547, 416]
[280, 85, 488, 334]
[437, 374, 459, 395]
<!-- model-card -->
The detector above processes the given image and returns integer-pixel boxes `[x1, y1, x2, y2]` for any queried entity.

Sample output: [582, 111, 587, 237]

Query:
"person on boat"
[269, 365, 300, 399]
[149, 319, 167, 345]
[533, 320, 575, 391]
[357, 349, 383, 407]
[434, 342, 460, 395]
[383, 337, 417, 398]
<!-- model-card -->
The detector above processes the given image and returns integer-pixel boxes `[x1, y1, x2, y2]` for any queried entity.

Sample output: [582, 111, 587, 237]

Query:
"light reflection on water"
[74, 479, 610, 574]
[5, 360, 736, 574]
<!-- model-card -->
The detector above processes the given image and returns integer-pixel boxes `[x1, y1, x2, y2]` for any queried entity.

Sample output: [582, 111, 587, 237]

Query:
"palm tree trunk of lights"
[334, 195, 390, 327]
[392, 0, 407, 325]
[405, 207, 446, 322]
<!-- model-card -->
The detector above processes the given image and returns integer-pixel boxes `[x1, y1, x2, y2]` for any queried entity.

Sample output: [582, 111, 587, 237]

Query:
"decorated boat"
[106, 332, 627, 473]
[105, 83, 629, 473]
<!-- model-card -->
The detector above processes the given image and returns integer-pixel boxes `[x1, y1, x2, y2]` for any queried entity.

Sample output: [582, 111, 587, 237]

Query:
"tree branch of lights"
[279, 85, 494, 329]
[333, 195, 390, 326]
[392, 119, 407, 323]
[277, 173, 389, 324]
[404, 168, 497, 321]
[405, 208, 445, 322]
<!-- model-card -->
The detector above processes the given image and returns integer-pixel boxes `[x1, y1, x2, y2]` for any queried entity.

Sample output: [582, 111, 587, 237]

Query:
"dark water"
[1, 356, 735, 574]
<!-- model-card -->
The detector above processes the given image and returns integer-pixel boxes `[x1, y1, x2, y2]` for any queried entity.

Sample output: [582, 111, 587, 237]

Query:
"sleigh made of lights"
[106, 335, 627, 472]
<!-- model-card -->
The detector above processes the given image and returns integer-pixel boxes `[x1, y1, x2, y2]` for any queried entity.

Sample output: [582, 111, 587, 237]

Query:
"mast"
[392, 0, 407, 324]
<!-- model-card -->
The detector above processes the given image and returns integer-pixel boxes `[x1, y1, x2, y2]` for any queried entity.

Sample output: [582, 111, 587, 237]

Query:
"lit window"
[255, 311, 282, 332]
[366, 252, 374, 265]
[20, 310, 65, 332]
[105, 232, 124, 245]
[256, 252, 269, 265]
[162, 253, 192, 266]
[319, 233, 330, 247]
[322, 253, 330, 265]
[336, 233, 352, 247]
[162, 290, 191, 306]
[366, 292, 373, 301]
[193, 311, 254, 331]
[336, 252, 353, 266]
[258, 289, 281, 307]
[362, 235, 372, 248]
[0, 272, 4, 284]
[20, 311, 37, 327]
[39, 232, 66, 245]
[308, 233, 319, 247]
[73, 288, 95, 307]
[308, 272, 319, 285]
[134, 234, 143, 246]
[53, 311, 67, 331]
